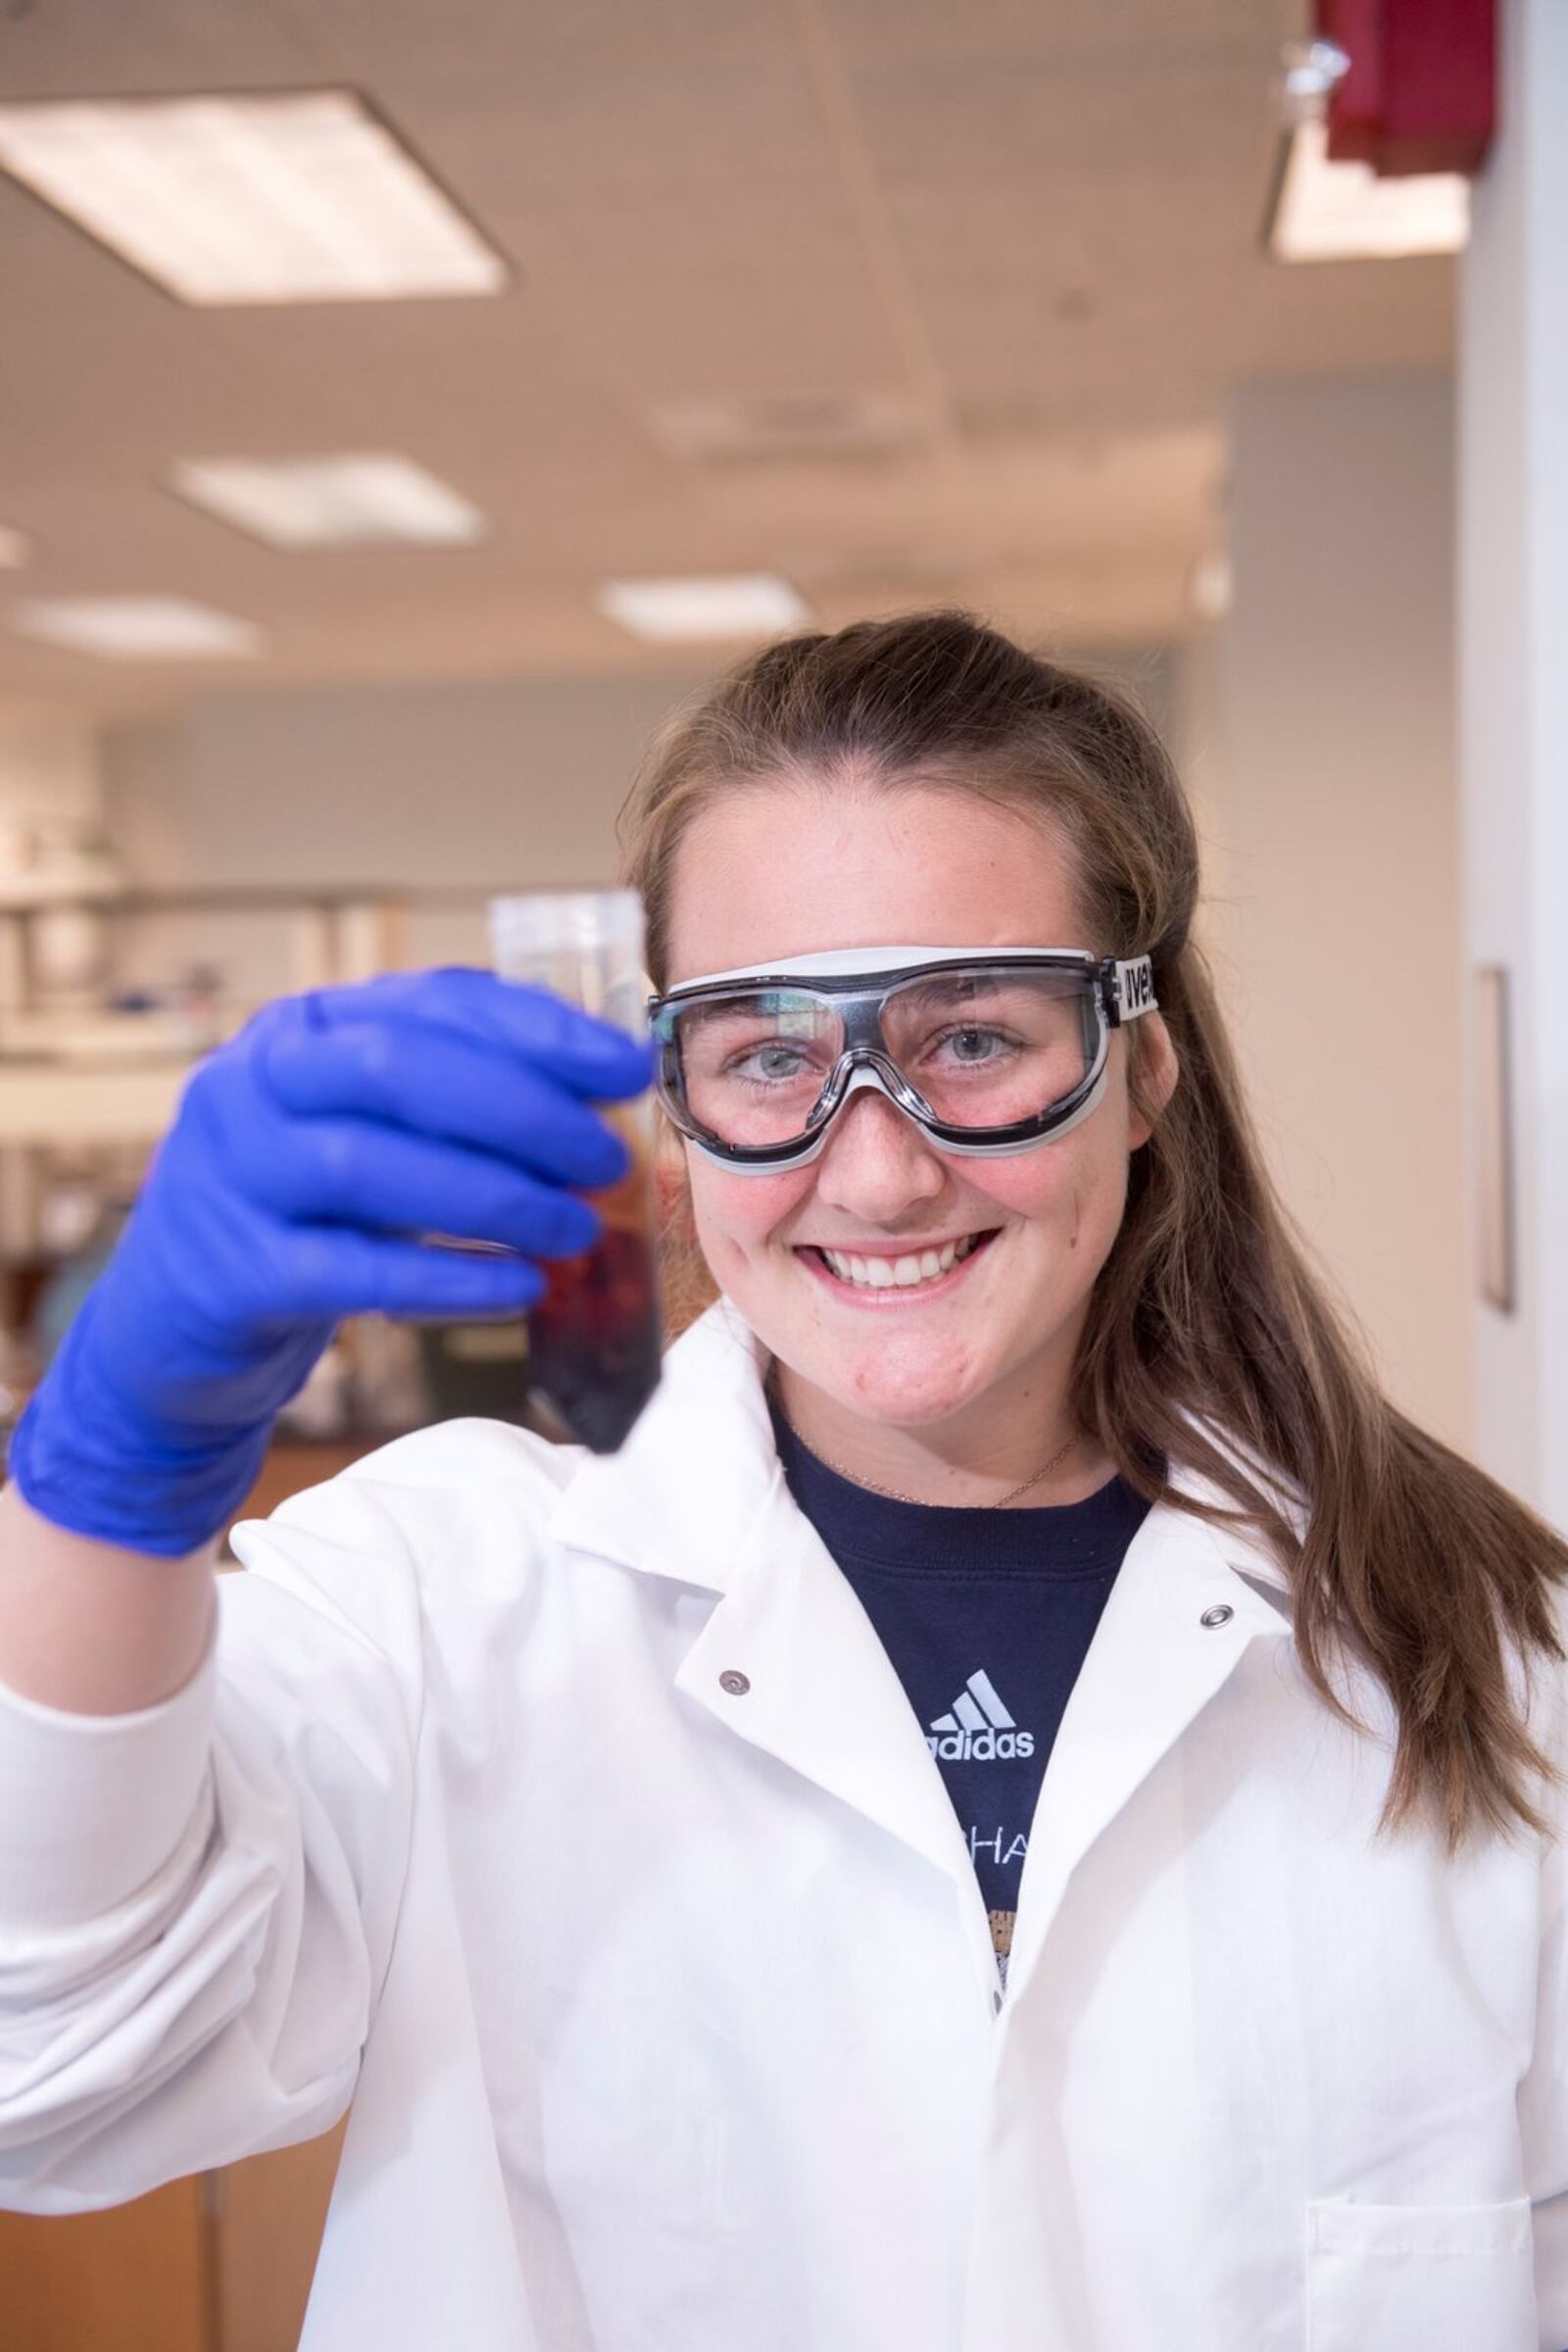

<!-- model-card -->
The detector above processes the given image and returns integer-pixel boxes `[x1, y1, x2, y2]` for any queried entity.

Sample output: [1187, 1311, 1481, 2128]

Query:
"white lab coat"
[1, 1299, 1564, 2351]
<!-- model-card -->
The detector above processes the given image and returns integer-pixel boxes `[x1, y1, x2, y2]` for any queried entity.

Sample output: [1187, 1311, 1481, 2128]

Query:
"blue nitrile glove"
[8, 967, 652, 1556]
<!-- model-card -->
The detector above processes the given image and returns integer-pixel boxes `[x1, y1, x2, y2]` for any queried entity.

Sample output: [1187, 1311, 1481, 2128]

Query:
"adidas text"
[926, 1727, 1035, 1762]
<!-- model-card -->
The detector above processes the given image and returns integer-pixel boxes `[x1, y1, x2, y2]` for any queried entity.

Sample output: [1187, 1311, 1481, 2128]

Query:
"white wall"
[0, 716, 98, 815]
[1457, 0, 1568, 1529]
[0, 713, 103, 847]
[104, 670, 713, 886]
[1187, 374, 1469, 1452]
[101, 670, 716, 986]
[101, 649, 1175, 988]
[0, 715, 110, 1016]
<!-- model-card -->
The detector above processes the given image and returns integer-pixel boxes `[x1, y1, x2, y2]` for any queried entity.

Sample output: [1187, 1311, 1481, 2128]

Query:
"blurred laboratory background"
[0, 0, 1563, 2344]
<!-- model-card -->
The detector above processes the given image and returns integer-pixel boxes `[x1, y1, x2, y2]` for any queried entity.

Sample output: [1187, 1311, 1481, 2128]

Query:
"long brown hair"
[616, 610, 1566, 1852]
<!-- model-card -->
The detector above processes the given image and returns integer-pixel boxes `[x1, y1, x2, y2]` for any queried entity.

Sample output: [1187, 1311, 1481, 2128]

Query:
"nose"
[811, 1085, 948, 1223]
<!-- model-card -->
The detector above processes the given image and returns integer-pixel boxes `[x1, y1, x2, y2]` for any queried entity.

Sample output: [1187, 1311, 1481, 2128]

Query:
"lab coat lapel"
[671, 1472, 1003, 2004]
[1003, 1494, 1295, 2007]
[549, 1304, 1003, 2004]
[546, 1298, 773, 1597]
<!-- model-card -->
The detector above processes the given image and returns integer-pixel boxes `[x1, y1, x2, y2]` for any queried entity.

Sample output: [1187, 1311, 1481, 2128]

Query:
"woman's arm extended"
[0, 1483, 216, 1716]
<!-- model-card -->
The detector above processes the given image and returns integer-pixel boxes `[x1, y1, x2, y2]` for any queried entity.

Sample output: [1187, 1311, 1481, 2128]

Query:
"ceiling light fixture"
[597, 574, 809, 643]
[1264, 43, 1468, 263]
[11, 597, 264, 660]
[171, 454, 488, 548]
[647, 391, 919, 466]
[0, 90, 509, 305]
[1266, 115, 1468, 260]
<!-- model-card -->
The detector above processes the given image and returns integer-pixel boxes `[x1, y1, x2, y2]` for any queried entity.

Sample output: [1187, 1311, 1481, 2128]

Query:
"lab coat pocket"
[1304, 2196, 1536, 2352]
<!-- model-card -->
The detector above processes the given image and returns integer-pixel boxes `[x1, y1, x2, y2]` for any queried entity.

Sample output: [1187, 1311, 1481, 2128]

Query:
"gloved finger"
[272, 1221, 547, 1322]
[290, 966, 654, 1101]
[254, 1006, 632, 1192]
[239, 1113, 605, 1260]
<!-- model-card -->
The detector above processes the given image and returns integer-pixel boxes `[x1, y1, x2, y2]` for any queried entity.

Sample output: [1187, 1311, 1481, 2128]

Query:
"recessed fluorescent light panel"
[0, 91, 508, 305]
[0, 525, 32, 568]
[598, 574, 809, 643]
[12, 598, 263, 660]
[1267, 118, 1469, 262]
[172, 455, 488, 548]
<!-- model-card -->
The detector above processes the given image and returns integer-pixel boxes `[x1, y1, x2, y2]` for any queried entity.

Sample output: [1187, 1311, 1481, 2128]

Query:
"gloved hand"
[8, 967, 652, 1557]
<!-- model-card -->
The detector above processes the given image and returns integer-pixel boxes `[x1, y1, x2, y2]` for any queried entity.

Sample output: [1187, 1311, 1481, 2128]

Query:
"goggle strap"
[1107, 956, 1157, 1025]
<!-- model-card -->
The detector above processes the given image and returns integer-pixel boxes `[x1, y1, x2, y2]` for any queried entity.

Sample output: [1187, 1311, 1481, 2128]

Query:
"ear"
[1126, 1012, 1179, 1151]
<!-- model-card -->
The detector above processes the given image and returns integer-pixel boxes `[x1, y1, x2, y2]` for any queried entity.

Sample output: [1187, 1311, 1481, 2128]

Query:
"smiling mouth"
[802, 1230, 1000, 1293]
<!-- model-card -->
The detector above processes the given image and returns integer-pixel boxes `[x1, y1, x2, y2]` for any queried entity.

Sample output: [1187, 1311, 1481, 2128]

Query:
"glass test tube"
[488, 888, 662, 1453]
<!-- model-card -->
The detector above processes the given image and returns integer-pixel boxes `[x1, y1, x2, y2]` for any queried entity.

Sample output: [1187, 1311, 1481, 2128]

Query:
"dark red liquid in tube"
[526, 1135, 663, 1453]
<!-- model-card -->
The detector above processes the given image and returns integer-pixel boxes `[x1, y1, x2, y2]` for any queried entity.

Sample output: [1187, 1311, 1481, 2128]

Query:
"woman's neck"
[768, 1360, 1114, 1508]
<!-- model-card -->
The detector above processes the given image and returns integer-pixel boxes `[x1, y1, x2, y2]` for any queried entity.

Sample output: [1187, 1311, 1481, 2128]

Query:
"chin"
[812, 1339, 992, 1429]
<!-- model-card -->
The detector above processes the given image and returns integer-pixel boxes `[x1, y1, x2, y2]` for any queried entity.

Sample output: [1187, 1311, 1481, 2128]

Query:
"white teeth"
[818, 1233, 987, 1291]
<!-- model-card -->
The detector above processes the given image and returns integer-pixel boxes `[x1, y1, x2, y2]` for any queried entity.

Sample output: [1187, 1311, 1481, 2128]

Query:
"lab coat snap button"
[1200, 1604, 1235, 1629]
[718, 1670, 752, 1696]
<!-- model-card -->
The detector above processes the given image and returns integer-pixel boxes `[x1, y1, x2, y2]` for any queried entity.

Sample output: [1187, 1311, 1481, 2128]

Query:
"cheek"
[956, 1146, 1075, 1227]
[964, 1122, 1130, 1254]
[686, 1157, 810, 1265]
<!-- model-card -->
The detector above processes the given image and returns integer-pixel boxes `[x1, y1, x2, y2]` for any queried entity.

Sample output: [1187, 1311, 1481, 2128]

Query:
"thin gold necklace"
[771, 1378, 1079, 1508]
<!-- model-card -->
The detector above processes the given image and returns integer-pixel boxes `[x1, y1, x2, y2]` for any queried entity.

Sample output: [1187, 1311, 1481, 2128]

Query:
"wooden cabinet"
[0, 2177, 214, 2352]
[0, 2119, 346, 2352]
[209, 2128, 348, 2352]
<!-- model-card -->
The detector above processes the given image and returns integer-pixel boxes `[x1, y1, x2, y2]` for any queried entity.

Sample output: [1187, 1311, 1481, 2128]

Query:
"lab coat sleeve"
[0, 1471, 424, 2216]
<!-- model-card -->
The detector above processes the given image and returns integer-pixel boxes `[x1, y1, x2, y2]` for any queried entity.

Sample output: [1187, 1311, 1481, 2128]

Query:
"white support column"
[1198, 374, 1469, 1453]
[1457, 0, 1568, 1528]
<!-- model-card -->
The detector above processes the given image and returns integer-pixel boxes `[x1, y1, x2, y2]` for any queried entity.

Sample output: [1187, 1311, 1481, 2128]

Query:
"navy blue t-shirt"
[770, 1400, 1151, 1984]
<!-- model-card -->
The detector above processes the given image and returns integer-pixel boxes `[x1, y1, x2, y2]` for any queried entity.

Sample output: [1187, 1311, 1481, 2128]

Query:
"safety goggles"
[648, 945, 1158, 1172]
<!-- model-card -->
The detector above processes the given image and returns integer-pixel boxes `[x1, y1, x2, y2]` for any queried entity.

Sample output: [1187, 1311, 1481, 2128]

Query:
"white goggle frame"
[649, 944, 1157, 1173]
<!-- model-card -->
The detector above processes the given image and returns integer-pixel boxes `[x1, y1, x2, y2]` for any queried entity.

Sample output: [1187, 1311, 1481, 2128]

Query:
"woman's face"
[664, 777, 1173, 1439]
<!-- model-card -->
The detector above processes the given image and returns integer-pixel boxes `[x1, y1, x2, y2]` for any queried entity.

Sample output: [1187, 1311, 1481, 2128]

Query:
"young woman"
[0, 613, 1563, 2352]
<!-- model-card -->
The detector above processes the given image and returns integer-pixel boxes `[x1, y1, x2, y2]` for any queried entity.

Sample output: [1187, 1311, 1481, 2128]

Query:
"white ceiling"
[0, 0, 1452, 713]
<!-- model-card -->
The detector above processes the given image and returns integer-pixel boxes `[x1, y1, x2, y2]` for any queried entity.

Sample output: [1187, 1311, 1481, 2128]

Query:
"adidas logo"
[926, 1669, 1035, 1762]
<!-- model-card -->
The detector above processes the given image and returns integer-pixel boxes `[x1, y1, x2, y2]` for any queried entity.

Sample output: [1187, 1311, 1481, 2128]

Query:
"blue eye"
[950, 1028, 1002, 1062]
[725, 1041, 822, 1089]
[929, 1025, 1015, 1068]
[755, 1044, 812, 1079]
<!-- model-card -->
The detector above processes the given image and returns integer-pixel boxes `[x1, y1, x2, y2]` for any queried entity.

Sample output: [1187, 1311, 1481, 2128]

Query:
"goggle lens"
[666, 966, 1100, 1151]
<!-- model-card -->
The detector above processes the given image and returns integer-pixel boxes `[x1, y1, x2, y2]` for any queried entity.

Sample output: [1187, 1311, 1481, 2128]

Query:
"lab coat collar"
[547, 1297, 781, 1596]
[547, 1297, 1299, 1612]
[548, 1303, 1301, 2016]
